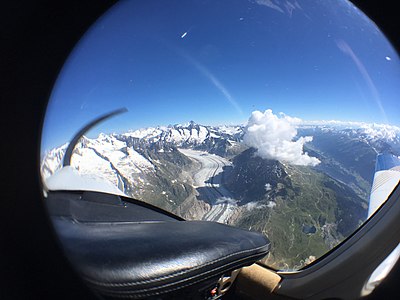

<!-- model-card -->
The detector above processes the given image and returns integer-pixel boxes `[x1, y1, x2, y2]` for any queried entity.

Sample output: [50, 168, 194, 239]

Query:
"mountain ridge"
[40, 120, 398, 270]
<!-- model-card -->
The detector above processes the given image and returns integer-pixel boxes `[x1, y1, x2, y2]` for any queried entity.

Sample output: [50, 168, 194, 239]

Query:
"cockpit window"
[40, 0, 400, 271]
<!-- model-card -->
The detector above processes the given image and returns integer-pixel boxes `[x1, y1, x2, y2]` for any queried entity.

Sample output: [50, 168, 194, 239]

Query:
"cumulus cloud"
[246, 201, 267, 211]
[243, 109, 320, 166]
[278, 112, 303, 125]
[245, 200, 275, 211]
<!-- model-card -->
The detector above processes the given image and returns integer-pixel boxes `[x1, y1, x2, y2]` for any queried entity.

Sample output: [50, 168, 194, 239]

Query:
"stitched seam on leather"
[92, 251, 266, 298]
[84, 245, 268, 288]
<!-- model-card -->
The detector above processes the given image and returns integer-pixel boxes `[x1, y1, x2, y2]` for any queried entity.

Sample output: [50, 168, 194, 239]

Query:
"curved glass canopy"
[41, 0, 400, 271]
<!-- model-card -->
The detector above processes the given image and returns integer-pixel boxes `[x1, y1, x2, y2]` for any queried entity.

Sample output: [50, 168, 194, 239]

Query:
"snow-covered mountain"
[41, 120, 400, 202]
[40, 120, 400, 270]
[41, 120, 400, 181]
[41, 143, 68, 179]
[122, 121, 243, 144]
[298, 122, 400, 147]
[41, 122, 245, 209]
[115, 121, 244, 157]
[41, 134, 156, 195]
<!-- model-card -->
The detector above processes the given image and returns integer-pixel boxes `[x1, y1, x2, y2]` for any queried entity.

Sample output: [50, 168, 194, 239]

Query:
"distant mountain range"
[116, 121, 245, 157]
[41, 121, 400, 270]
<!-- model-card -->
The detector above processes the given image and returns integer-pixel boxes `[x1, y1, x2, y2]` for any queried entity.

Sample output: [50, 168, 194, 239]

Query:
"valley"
[41, 121, 400, 270]
[178, 149, 238, 223]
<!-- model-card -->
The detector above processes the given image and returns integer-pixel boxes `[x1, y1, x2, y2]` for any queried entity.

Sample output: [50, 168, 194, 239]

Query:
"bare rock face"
[175, 193, 211, 220]
[41, 121, 398, 270]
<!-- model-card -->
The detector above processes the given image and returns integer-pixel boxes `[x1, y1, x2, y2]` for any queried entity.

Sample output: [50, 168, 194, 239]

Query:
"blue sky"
[41, 0, 400, 152]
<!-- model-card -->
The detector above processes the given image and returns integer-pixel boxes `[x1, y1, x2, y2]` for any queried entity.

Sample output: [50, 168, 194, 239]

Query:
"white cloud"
[278, 112, 302, 125]
[246, 201, 267, 211]
[243, 109, 320, 166]
[245, 200, 275, 211]
[215, 197, 238, 205]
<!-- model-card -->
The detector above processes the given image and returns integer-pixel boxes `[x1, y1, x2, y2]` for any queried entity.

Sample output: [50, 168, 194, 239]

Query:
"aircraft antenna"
[63, 108, 128, 167]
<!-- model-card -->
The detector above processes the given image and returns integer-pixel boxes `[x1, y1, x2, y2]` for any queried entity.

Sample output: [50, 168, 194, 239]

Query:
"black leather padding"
[52, 217, 270, 299]
[46, 191, 270, 299]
